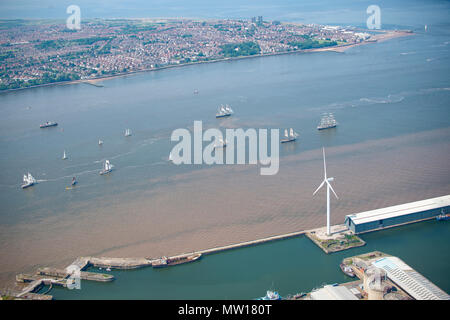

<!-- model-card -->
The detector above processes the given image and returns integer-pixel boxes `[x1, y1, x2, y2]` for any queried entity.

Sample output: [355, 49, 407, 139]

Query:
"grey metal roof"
[345, 195, 450, 225]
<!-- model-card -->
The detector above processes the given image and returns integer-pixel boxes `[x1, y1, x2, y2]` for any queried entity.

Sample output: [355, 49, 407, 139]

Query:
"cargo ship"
[317, 113, 337, 130]
[40, 121, 58, 128]
[152, 253, 202, 268]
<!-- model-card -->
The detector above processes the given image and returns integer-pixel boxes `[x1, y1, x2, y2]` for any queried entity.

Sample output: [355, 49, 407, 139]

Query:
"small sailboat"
[66, 177, 77, 190]
[168, 152, 173, 162]
[125, 129, 132, 137]
[280, 128, 298, 143]
[214, 137, 227, 149]
[21, 173, 36, 189]
[62, 150, 68, 160]
[99, 160, 113, 175]
[98, 139, 103, 146]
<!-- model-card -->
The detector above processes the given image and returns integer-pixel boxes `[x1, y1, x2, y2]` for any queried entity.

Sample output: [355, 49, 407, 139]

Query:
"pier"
[12, 195, 449, 299]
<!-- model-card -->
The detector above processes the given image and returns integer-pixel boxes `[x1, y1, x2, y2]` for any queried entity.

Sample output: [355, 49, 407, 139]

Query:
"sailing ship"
[280, 128, 298, 143]
[40, 121, 58, 128]
[317, 113, 338, 130]
[168, 152, 173, 162]
[98, 139, 103, 146]
[216, 104, 233, 118]
[21, 173, 36, 189]
[71, 177, 77, 186]
[124, 129, 132, 137]
[99, 160, 113, 175]
[62, 150, 68, 160]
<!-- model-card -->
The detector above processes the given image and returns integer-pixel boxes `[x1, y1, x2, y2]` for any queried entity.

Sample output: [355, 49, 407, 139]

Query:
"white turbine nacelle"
[313, 148, 339, 236]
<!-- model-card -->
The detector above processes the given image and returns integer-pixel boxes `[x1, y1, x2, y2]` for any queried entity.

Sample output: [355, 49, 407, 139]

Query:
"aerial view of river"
[0, 0, 449, 294]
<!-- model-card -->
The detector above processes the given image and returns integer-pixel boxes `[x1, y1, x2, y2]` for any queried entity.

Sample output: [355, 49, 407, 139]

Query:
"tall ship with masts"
[216, 104, 234, 118]
[281, 128, 298, 143]
[317, 113, 338, 130]
[99, 160, 113, 175]
[21, 173, 36, 189]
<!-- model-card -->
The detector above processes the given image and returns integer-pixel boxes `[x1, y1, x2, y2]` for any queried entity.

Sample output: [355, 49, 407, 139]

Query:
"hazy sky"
[1, 0, 448, 27]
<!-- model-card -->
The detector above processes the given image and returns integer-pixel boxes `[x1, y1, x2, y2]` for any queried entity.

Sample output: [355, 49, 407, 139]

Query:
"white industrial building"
[310, 285, 359, 300]
[344, 195, 450, 234]
[373, 256, 450, 300]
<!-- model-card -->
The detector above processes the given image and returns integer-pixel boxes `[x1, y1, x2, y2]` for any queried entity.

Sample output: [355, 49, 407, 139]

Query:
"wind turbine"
[313, 147, 338, 236]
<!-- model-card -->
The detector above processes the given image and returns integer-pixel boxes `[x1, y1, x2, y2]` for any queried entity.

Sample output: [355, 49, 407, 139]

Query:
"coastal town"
[0, 17, 374, 90]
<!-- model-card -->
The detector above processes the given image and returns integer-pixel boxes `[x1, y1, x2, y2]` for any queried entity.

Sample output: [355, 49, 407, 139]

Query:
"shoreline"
[0, 29, 413, 94]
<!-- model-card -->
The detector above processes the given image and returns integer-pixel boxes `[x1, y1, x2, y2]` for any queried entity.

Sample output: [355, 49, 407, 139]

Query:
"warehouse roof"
[373, 257, 450, 300]
[310, 285, 358, 300]
[345, 195, 450, 225]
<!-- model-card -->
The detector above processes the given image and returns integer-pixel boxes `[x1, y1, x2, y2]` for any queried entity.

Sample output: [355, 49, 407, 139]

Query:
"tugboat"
[40, 121, 58, 128]
[340, 263, 355, 277]
[21, 173, 36, 189]
[257, 291, 281, 300]
[99, 160, 113, 175]
[317, 113, 338, 130]
[216, 104, 233, 118]
[280, 128, 298, 143]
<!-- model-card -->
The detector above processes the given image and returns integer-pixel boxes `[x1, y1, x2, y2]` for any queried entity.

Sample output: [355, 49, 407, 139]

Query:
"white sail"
[62, 150, 67, 159]
[23, 174, 28, 183]
[290, 128, 294, 137]
[169, 152, 173, 161]
[284, 129, 288, 138]
[98, 139, 103, 145]
[27, 173, 35, 183]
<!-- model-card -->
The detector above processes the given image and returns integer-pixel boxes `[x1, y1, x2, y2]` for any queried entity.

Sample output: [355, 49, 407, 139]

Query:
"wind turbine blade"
[326, 180, 339, 199]
[323, 147, 327, 179]
[313, 180, 325, 195]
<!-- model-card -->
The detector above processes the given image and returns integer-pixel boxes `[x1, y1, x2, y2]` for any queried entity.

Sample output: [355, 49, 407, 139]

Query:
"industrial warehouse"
[344, 195, 450, 234]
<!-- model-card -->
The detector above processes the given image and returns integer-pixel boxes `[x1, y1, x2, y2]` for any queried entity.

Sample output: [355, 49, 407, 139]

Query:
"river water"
[0, 0, 449, 295]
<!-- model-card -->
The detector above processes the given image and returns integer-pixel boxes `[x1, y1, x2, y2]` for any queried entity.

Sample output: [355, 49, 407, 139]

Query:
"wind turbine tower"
[313, 147, 339, 236]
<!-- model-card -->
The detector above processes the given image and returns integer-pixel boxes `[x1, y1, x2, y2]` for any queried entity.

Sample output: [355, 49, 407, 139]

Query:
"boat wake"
[312, 87, 450, 112]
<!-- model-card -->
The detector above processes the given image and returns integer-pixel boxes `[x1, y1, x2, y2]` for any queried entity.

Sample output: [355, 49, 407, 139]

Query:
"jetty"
[12, 195, 449, 299]
[15, 266, 114, 300]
